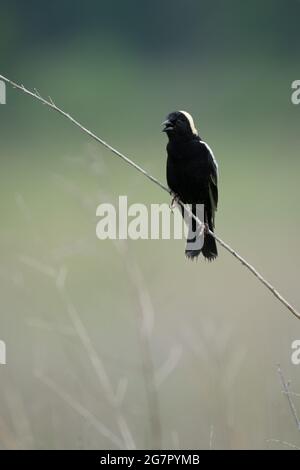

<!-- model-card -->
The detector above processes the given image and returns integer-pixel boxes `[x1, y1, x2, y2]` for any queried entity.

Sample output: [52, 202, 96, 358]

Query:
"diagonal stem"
[1, 73, 299, 321]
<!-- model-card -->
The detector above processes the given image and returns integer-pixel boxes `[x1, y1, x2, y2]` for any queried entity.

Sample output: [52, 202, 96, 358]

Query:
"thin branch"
[282, 390, 300, 399]
[209, 425, 214, 450]
[115, 240, 162, 449]
[50, 174, 162, 449]
[277, 365, 300, 430]
[21, 253, 136, 449]
[1, 73, 299, 321]
[266, 438, 300, 450]
[35, 371, 124, 448]
[17, 190, 136, 448]
[61, 287, 136, 448]
[155, 345, 182, 388]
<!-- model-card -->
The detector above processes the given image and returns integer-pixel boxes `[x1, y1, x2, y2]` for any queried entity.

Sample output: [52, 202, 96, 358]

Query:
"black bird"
[162, 110, 218, 261]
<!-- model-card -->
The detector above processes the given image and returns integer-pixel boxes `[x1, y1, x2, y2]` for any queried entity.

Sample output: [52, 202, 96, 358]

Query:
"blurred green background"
[0, 0, 300, 450]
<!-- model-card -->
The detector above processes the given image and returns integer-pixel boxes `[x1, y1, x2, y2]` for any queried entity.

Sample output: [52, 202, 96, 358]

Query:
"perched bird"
[162, 110, 218, 261]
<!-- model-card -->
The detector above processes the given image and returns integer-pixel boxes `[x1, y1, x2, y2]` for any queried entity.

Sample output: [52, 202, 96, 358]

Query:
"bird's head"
[162, 110, 198, 140]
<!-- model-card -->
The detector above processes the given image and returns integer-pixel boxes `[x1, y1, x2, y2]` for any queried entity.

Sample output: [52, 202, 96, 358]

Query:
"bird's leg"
[204, 223, 210, 234]
[170, 193, 180, 211]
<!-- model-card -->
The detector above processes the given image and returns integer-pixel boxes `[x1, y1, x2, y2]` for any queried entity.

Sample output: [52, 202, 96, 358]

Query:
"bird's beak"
[161, 119, 174, 132]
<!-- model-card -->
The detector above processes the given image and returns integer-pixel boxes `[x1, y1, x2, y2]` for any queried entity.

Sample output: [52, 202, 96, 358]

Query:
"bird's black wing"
[201, 141, 218, 227]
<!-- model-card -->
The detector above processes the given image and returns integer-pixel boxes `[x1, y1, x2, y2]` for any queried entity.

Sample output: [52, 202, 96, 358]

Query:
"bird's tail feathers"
[201, 232, 218, 261]
[185, 230, 218, 261]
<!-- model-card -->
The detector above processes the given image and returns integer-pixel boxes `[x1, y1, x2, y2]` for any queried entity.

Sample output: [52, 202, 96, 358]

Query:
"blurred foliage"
[1, 0, 300, 59]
